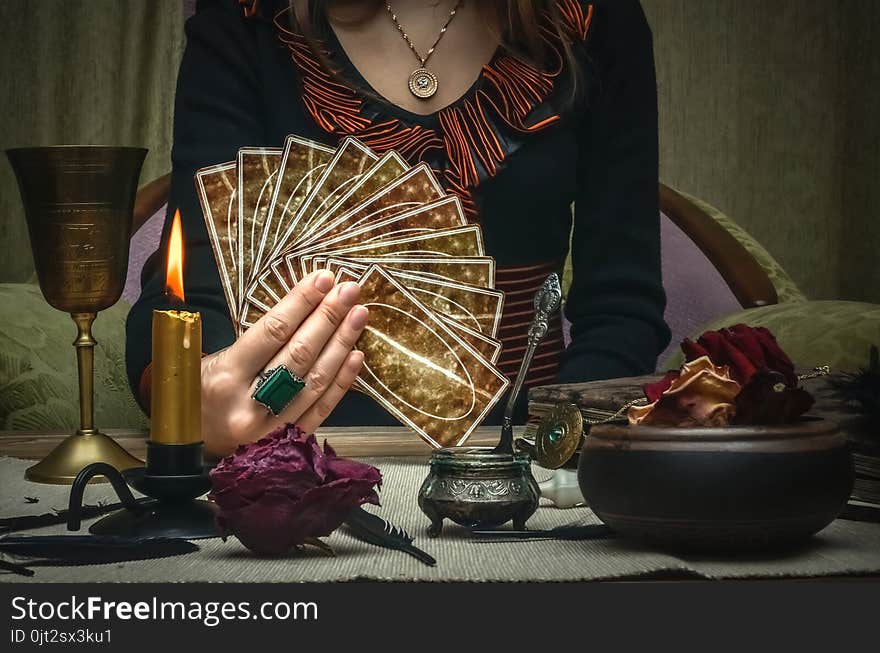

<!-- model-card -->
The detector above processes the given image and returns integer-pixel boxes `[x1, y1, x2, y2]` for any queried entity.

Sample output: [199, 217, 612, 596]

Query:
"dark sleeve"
[125, 1, 267, 402]
[556, 0, 671, 383]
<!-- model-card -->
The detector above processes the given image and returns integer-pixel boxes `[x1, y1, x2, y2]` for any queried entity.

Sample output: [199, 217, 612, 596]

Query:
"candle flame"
[166, 209, 185, 302]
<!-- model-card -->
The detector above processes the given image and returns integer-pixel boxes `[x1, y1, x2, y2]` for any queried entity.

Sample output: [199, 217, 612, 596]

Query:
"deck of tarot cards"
[196, 135, 509, 447]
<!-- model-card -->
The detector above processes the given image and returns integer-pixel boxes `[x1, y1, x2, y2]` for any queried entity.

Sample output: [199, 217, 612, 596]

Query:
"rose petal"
[681, 338, 711, 362]
[753, 326, 797, 386]
[725, 324, 767, 370]
[228, 467, 321, 502]
[321, 439, 381, 486]
[324, 458, 382, 486]
[643, 370, 680, 403]
[216, 491, 307, 555]
[629, 396, 736, 427]
[734, 369, 813, 424]
[698, 331, 758, 385]
[288, 479, 381, 538]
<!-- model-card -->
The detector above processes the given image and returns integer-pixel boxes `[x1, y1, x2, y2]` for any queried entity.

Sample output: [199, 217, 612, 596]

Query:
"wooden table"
[3, 426, 879, 582]
[0, 426, 510, 461]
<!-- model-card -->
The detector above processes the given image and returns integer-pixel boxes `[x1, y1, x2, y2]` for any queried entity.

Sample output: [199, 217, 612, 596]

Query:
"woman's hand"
[200, 270, 368, 457]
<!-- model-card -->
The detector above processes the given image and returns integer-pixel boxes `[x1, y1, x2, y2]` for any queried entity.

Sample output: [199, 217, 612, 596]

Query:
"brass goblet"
[6, 146, 147, 484]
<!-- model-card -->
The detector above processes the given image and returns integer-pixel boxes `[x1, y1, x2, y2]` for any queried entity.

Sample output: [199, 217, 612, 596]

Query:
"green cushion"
[676, 190, 806, 304]
[661, 300, 880, 373]
[0, 283, 147, 431]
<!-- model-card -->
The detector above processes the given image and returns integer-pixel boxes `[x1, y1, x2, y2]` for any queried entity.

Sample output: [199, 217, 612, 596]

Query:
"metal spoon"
[493, 273, 563, 454]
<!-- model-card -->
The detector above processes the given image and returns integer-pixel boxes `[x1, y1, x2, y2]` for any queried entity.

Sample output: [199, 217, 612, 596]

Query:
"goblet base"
[25, 431, 143, 485]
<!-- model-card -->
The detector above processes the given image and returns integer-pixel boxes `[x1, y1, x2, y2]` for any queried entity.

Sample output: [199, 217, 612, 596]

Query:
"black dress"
[125, 0, 670, 425]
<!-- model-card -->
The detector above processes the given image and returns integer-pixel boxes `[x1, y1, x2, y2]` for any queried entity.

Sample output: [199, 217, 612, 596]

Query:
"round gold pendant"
[408, 68, 438, 99]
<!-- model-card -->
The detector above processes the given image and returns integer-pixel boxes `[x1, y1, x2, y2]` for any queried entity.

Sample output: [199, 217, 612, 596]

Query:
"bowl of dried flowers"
[578, 325, 853, 552]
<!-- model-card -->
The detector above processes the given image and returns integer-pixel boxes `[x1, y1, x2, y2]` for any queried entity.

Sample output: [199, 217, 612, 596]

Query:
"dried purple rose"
[208, 424, 382, 555]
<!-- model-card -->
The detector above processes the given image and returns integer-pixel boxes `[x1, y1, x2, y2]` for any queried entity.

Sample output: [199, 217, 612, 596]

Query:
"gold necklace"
[385, 1, 464, 100]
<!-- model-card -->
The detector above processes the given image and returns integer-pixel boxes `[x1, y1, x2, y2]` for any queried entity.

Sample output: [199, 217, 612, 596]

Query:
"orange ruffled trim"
[275, 1, 594, 221]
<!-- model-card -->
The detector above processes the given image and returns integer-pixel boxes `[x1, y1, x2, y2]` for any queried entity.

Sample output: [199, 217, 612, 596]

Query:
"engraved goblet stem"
[71, 312, 97, 434]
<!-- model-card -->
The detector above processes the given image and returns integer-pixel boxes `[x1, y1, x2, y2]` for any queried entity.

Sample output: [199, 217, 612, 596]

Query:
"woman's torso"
[240, 1, 593, 423]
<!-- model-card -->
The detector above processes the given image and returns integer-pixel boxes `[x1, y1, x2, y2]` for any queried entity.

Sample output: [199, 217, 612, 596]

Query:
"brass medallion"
[386, 2, 462, 101]
[409, 68, 438, 99]
[534, 403, 584, 469]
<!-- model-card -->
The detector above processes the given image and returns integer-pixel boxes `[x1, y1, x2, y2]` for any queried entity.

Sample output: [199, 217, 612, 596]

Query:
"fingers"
[295, 350, 365, 434]
[264, 280, 362, 378]
[224, 270, 335, 377]
[280, 305, 368, 422]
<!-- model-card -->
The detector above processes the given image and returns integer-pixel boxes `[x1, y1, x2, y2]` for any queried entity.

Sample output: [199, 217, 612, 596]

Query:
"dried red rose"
[646, 324, 812, 426]
[733, 369, 815, 425]
[682, 324, 797, 387]
[208, 424, 381, 555]
[630, 357, 741, 427]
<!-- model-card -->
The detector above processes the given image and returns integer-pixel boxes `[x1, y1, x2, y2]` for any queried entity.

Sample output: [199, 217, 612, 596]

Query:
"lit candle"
[149, 209, 202, 445]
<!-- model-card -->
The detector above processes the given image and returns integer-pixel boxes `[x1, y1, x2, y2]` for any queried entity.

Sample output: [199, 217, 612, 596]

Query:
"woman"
[126, 0, 670, 456]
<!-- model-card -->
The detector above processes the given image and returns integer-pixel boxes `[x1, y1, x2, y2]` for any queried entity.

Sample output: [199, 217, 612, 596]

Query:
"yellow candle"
[149, 208, 202, 445]
[150, 309, 202, 444]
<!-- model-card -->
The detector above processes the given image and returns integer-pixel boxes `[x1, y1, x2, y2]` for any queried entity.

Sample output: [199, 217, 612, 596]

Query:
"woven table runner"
[2, 456, 880, 583]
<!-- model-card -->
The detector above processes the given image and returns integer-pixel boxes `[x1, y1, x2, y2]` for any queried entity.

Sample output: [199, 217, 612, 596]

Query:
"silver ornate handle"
[495, 273, 563, 453]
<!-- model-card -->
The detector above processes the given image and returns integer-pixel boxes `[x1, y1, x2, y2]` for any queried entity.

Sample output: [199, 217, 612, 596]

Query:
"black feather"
[344, 507, 436, 566]
[0, 498, 156, 535]
[0, 535, 198, 567]
[0, 559, 35, 577]
[826, 345, 880, 426]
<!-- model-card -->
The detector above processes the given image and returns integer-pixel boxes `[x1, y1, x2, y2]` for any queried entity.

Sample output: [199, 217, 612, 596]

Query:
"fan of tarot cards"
[196, 134, 510, 448]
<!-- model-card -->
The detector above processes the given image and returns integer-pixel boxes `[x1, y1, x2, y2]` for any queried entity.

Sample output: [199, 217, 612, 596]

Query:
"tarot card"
[242, 221, 486, 328]
[196, 161, 239, 321]
[294, 149, 410, 247]
[261, 262, 292, 297]
[293, 195, 466, 258]
[267, 162, 446, 294]
[335, 268, 502, 364]
[295, 163, 446, 251]
[284, 137, 379, 251]
[323, 224, 485, 257]
[238, 269, 286, 329]
[237, 147, 282, 305]
[241, 195, 467, 327]
[353, 265, 509, 448]
[269, 256, 295, 293]
[372, 268, 504, 336]
[256, 135, 335, 281]
[292, 225, 485, 281]
[323, 255, 497, 288]
[440, 317, 503, 364]
[242, 222, 494, 329]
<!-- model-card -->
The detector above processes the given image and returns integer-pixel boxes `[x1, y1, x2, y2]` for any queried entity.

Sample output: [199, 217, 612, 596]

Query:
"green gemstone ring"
[252, 365, 306, 416]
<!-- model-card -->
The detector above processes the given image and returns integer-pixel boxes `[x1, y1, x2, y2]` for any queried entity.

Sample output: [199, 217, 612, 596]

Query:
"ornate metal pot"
[418, 447, 540, 536]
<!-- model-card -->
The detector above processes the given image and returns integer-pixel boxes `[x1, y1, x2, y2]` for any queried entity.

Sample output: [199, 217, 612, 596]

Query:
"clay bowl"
[578, 417, 853, 552]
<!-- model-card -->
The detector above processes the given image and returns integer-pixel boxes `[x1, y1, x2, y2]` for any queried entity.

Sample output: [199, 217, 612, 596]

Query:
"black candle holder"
[66, 442, 220, 540]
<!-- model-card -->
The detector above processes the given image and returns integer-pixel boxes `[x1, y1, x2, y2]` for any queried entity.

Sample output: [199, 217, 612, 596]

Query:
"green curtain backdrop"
[643, 0, 880, 303]
[0, 0, 185, 282]
[1, 0, 877, 302]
